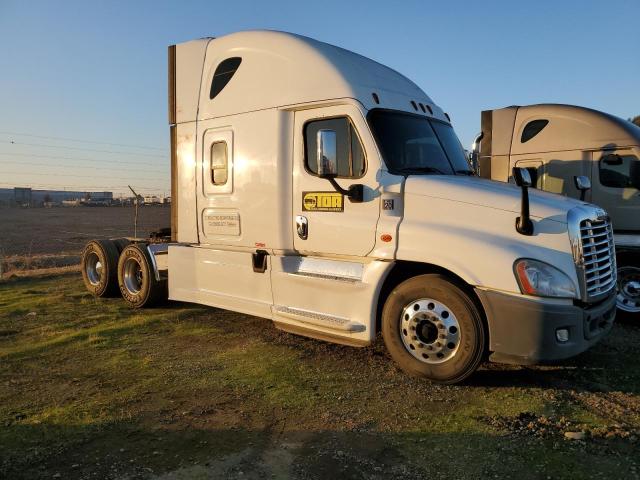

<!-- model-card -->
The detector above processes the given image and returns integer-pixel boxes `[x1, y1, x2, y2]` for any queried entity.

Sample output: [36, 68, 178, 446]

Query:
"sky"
[0, 0, 638, 196]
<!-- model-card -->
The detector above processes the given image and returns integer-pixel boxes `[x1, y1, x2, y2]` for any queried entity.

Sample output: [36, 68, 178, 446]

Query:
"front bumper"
[475, 288, 616, 365]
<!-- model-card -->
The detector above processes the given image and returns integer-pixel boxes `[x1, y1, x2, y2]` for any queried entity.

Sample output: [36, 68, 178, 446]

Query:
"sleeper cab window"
[521, 119, 549, 143]
[210, 57, 242, 100]
[304, 117, 365, 178]
[210, 141, 228, 185]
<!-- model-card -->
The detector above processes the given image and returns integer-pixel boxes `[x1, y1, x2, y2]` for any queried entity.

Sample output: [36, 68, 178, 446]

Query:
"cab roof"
[174, 30, 447, 123]
[484, 104, 640, 155]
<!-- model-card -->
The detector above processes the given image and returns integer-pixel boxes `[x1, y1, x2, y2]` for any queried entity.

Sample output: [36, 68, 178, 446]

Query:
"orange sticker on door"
[302, 192, 344, 212]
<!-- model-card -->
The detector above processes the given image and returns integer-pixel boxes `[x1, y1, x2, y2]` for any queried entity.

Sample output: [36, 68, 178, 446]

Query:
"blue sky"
[0, 0, 638, 195]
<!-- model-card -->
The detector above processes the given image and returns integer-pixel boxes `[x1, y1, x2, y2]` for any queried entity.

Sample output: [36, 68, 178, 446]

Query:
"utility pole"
[128, 185, 143, 238]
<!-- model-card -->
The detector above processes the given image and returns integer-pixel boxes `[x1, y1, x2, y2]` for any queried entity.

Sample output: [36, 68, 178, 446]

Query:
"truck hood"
[404, 175, 583, 222]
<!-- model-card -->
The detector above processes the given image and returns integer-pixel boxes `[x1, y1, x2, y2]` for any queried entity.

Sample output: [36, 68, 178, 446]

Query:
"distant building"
[0, 187, 114, 207]
[143, 195, 161, 205]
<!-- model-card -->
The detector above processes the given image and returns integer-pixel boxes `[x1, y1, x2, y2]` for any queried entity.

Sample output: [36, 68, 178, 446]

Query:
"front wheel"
[616, 252, 640, 321]
[382, 274, 485, 384]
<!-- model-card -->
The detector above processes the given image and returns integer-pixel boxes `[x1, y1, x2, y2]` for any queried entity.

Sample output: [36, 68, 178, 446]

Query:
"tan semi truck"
[80, 32, 617, 384]
[472, 104, 640, 319]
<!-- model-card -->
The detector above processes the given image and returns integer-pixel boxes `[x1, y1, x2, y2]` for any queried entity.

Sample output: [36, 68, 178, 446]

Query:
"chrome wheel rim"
[400, 298, 461, 364]
[85, 252, 102, 286]
[617, 266, 640, 313]
[123, 257, 143, 294]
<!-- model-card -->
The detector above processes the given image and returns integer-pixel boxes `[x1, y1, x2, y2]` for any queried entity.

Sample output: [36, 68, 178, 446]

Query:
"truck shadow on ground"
[1, 422, 637, 480]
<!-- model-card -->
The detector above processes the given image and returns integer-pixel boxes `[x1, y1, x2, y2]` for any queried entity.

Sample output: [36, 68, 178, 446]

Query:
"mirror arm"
[326, 176, 364, 203]
[516, 184, 534, 236]
[326, 176, 348, 195]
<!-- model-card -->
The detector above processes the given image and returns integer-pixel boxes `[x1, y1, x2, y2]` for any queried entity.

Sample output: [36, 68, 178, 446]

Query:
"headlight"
[514, 259, 577, 298]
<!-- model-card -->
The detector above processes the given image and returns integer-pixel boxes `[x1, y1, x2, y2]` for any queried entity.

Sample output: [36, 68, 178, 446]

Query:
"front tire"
[117, 243, 167, 308]
[616, 251, 640, 321]
[382, 274, 485, 384]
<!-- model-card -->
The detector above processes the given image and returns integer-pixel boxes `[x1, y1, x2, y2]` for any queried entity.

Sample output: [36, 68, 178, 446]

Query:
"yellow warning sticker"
[302, 192, 344, 212]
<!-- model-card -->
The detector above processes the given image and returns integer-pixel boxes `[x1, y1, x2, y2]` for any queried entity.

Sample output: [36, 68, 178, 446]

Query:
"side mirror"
[513, 167, 532, 187]
[317, 129, 338, 177]
[315, 128, 364, 203]
[574, 175, 591, 201]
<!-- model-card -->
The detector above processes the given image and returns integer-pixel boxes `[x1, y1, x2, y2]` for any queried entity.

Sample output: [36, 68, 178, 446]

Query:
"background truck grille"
[580, 218, 616, 300]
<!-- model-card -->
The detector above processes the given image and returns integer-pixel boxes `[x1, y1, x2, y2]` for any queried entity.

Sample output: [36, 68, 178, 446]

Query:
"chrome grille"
[579, 218, 616, 300]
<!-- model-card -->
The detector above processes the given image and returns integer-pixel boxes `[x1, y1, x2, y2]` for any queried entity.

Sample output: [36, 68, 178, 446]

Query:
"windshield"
[368, 110, 473, 175]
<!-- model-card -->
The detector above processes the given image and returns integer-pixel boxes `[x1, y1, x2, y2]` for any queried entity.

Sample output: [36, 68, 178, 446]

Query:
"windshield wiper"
[398, 166, 447, 175]
[455, 169, 475, 176]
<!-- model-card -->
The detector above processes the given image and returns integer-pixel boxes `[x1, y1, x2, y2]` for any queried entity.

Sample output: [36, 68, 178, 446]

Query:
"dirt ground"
[1, 274, 639, 479]
[0, 206, 170, 257]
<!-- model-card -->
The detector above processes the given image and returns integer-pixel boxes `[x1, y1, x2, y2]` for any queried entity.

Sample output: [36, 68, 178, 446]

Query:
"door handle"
[296, 215, 308, 240]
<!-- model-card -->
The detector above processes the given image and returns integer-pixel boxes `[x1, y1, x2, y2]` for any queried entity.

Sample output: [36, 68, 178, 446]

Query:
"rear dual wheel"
[81, 239, 120, 297]
[382, 274, 485, 384]
[117, 244, 167, 308]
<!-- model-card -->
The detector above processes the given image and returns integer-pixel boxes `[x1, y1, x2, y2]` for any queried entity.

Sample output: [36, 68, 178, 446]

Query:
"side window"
[304, 117, 365, 178]
[202, 129, 233, 196]
[211, 141, 228, 185]
[521, 119, 549, 143]
[599, 152, 640, 189]
[210, 57, 242, 100]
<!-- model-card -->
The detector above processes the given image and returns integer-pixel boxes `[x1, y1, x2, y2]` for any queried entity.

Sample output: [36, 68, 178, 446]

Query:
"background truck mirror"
[603, 153, 623, 166]
[574, 175, 591, 201]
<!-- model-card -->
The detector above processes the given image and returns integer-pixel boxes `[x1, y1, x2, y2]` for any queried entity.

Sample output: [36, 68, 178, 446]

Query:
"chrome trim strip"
[614, 234, 640, 248]
[282, 256, 364, 281]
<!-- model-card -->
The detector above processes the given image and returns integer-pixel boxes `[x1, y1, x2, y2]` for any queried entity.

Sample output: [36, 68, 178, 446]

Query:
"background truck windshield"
[368, 110, 472, 175]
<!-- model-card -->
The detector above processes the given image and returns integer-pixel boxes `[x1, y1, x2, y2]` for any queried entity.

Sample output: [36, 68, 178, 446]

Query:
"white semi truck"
[471, 104, 640, 319]
[81, 31, 616, 384]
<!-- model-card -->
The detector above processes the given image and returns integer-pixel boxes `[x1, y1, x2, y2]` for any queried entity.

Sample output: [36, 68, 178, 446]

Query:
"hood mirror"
[573, 175, 591, 201]
[315, 129, 364, 203]
[513, 167, 532, 187]
[513, 167, 534, 236]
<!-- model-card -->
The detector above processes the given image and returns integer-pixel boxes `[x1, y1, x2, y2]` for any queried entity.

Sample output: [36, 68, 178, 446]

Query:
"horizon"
[1, 0, 638, 195]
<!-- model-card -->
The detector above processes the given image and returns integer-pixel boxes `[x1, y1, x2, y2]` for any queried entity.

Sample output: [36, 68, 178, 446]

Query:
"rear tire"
[117, 243, 167, 308]
[382, 274, 485, 384]
[616, 251, 640, 322]
[81, 239, 120, 297]
[113, 238, 131, 254]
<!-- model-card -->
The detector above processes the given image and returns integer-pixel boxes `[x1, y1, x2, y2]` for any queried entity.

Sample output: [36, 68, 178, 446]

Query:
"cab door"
[269, 104, 385, 346]
[292, 105, 381, 256]
[591, 149, 640, 231]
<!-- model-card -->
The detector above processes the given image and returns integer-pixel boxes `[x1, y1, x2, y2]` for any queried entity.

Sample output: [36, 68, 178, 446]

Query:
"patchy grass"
[1, 274, 639, 479]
